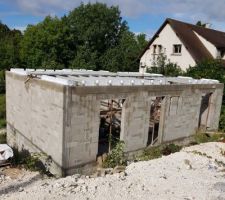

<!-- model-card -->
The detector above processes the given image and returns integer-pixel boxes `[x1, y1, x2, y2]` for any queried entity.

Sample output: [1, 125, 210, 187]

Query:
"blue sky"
[0, 0, 225, 37]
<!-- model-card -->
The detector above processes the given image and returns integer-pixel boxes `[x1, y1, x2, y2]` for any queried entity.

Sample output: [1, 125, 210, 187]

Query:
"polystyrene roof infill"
[10, 68, 220, 86]
[41, 75, 77, 86]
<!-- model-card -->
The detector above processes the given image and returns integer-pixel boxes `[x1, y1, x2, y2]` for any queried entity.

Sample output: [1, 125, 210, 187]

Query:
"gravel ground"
[0, 142, 225, 200]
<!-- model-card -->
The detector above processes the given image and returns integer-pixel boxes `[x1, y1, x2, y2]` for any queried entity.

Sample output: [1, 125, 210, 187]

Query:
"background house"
[139, 18, 225, 73]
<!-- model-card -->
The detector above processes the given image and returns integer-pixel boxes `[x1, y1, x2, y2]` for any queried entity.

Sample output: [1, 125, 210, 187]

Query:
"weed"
[12, 148, 51, 174]
[215, 159, 225, 167]
[137, 146, 162, 161]
[189, 150, 212, 159]
[161, 143, 182, 155]
[103, 141, 125, 168]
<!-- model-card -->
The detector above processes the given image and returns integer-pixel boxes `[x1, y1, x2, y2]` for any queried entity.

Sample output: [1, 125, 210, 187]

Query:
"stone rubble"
[0, 142, 224, 200]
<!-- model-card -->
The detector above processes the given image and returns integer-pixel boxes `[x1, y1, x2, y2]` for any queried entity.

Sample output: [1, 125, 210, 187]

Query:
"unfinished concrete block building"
[6, 69, 223, 176]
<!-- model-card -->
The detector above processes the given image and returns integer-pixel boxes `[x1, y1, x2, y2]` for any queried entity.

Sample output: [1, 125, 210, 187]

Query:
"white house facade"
[139, 18, 225, 73]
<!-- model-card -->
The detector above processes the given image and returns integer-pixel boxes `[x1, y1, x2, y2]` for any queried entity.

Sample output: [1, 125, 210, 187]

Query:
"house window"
[173, 44, 182, 54]
[153, 45, 163, 54]
[216, 51, 221, 59]
[153, 45, 157, 54]
[158, 45, 162, 54]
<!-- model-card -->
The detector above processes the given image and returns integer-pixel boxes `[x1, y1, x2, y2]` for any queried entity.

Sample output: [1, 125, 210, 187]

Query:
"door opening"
[97, 99, 125, 156]
[147, 97, 164, 146]
[199, 93, 212, 131]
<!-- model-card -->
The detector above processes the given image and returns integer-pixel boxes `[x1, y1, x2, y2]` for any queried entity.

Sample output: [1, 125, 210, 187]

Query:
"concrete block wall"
[6, 72, 65, 175]
[159, 89, 202, 142]
[6, 72, 224, 176]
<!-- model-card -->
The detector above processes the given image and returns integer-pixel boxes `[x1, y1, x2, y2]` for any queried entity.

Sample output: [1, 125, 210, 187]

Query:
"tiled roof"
[140, 18, 225, 63]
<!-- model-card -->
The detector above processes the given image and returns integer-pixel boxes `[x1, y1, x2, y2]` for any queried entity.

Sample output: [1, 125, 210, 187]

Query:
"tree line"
[0, 3, 148, 73]
[0, 3, 225, 130]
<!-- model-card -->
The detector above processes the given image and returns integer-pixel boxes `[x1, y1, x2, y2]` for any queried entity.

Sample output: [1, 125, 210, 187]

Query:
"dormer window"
[173, 44, 182, 54]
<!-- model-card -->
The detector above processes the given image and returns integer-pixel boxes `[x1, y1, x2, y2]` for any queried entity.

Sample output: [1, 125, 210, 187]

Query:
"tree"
[0, 22, 22, 70]
[185, 59, 225, 83]
[21, 16, 76, 69]
[185, 59, 225, 131]
[136, 33, 148, 52]
[147, 54, 183, 76]
[0, 70, 5, 93]
[196, 21, 207, 28]
[101, 31, 143, 72]
[67, 3, 129, 70]
[20, 3, 148, 72]
[70, 45, 98, 70]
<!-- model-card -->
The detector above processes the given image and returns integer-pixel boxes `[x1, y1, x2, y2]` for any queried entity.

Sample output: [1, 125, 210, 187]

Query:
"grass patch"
[136, 143, 182, 162]
[0, 132, 6, 143]
[103, 142, 183, 166]
[194, 133, 225, 144]
[103, 132, 224, 166]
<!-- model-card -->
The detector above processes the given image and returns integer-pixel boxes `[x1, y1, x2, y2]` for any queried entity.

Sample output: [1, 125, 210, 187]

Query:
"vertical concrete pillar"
[158, 96, 170, 144]
[206, 87, 223, 131]
[64, 93, 100, 173]
[120, 92, 150, 152]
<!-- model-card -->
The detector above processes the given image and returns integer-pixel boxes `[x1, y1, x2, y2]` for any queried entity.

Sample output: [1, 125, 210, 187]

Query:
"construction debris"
[0, 144, 13, 166]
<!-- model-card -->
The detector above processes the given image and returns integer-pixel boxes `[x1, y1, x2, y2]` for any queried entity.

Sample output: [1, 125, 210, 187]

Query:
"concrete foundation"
[6, 69, 224, 176]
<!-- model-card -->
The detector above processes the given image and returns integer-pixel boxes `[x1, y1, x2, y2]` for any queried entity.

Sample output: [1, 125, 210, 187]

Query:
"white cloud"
[13, 26, 27, 32]
[7, 0, 225, 27]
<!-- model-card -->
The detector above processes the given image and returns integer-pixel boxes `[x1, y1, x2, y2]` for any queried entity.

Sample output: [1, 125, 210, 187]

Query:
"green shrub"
[137, 146, 162, 161]
[103, 141, 125, 168]
[147, 54, 183, 76]
[219, 105, 225, 132]
[0, 119, 6, 129]
[185, 59, 225, 84]
[0, 132, 6, 143]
